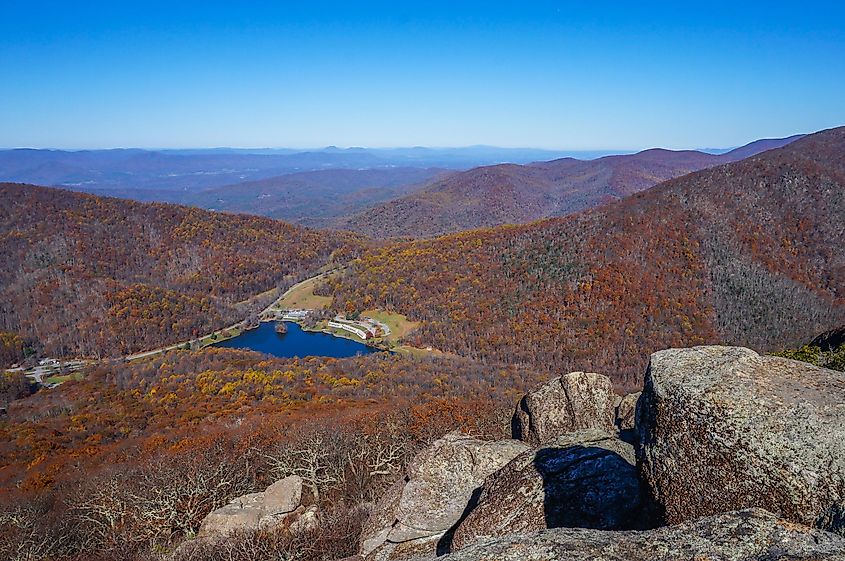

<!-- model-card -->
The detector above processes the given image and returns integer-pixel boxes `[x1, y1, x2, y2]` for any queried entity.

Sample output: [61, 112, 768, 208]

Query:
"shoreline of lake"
[211, 321, 380, 359]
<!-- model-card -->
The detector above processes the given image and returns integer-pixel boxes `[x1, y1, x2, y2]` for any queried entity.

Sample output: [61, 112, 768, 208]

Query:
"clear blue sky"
[2, 1, 844, 150]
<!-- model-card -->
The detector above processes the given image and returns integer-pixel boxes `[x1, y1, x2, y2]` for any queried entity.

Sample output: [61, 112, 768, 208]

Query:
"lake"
[212, 321, 378, 358]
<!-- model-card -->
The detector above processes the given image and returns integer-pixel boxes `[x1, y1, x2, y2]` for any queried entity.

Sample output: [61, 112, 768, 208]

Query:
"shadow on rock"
[437, 487, 483, 555]
[533, 445, 650, 531]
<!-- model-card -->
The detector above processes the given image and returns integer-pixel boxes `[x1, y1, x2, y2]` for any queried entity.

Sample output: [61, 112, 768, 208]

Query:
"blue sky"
[2, 1, 844, 150]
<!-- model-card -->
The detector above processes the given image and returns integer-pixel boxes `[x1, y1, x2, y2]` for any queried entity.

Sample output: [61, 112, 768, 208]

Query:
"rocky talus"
[637, 346, 845, 533]
[197, 475, 310, 538]
[359, 433, 530, 560]
[412, 509, 845, 561]
[450, 429, 648, 550]
[511, 371, 617, 446]
[355, 346, 845, 560]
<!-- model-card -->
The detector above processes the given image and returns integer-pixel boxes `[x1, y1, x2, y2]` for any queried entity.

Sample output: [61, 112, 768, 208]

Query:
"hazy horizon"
[0, 130, 812, 154]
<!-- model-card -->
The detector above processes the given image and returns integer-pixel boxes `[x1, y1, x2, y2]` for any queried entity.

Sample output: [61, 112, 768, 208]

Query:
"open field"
[392, 344, 447, 358]
[362, 309, 419, 344]
[44, 372, 84, 385]
[273, 273, 336, 310]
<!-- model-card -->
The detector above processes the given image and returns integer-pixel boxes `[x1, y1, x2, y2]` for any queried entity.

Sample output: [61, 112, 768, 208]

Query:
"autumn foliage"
[0, 348, 539, 559]
[0, 330, 25, 367]
[326, 128, 845, 390]
[0, 184, 363, 357]
[1, 128, 844, 560]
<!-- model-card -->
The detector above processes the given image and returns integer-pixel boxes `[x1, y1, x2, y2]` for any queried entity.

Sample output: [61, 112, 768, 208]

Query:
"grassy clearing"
[45, 372, 84, 385]
[392, 344, 444, 358]
[359, 310, 443, 357]
[275, 275, 334, 310]
[362, 309, 419, 344]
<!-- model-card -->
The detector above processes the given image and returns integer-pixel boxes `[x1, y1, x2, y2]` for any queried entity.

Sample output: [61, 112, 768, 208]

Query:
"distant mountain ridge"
[179, 167, 450, 227]
[54, 167, 452, 228]
[338, 134, 805, 238]
[0, 136, 804, 233]
[0, 146, 615, 192]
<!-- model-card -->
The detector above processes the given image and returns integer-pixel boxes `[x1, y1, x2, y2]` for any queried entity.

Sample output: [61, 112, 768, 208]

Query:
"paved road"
[124, 268, 340, 362]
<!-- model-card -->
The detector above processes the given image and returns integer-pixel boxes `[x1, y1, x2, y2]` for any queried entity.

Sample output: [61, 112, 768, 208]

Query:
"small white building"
[327, 321, 369, 340]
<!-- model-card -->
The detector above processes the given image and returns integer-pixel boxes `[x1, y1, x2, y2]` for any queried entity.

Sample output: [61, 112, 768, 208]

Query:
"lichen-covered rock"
[420, 509, 845, 561]
[615, 391, 641, 444]
[360, 478, 406, 557]
[359, 433, 531, 560]
[290, 504, 319, 533]
[512, 372, 616, 446]
[450, 429, 647, 551]
[198, 492, 265, 537]
[390, 434, 531, 542]
[263, 475, 303, 515]
[637, 346, 845, 533]
[198, 475, 304, 538]
[367, 534, 442, 561]
[615, 391, 640, 431]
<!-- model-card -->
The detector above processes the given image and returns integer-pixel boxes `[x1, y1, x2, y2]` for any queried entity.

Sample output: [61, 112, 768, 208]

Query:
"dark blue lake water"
[213, 321, 377, 358]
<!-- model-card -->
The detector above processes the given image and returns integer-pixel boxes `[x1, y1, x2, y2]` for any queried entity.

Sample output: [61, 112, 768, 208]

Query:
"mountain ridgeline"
[172, 167, 449, 228]
[338, 134, 804, 237]
[0, 146, 590, 192]
[0, 136, 802, 237]
[325, 127, 845, 389]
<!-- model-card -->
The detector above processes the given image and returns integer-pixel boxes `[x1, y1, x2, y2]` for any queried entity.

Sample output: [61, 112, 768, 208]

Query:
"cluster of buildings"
[327, 320, 375, 340]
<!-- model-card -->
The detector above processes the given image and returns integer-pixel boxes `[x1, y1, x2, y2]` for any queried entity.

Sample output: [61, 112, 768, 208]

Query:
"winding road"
[124, 268, 338, 362]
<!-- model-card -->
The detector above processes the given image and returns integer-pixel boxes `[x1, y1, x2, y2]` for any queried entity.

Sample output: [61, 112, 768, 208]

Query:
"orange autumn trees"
[0, 184, 364, 357]
[0, 331, 25, 367]
[0, 348, 544, 492]
[0, 347, 543, 559]
[326, 128, 845, 390]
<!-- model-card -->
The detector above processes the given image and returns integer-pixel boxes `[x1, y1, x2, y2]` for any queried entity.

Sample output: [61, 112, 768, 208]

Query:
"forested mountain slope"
[0, 184, 361, 357]
[340, 134, 803, 238]
[325, 128, 845, 389]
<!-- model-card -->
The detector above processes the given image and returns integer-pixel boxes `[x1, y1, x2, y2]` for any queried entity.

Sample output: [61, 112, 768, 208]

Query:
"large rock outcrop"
[450, 429, 647, 551]
[511, 371, 616, 445]
[637, 346, 845, 533]
[359, 433, 530, 560]
[423, 509, 845, 561]
[198, 475, 304, 538]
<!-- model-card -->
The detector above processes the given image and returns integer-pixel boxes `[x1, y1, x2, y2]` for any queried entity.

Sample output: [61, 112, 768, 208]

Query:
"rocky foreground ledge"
[401, 509, 845, 561]
[344, 345, 845, 561]
[638, 345, 845, 531]
[193, 345, 845, 561]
